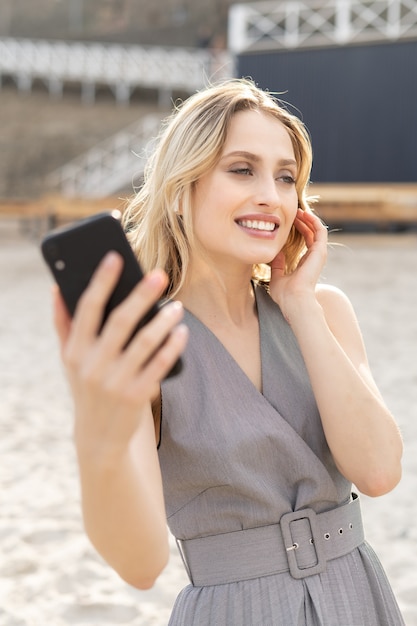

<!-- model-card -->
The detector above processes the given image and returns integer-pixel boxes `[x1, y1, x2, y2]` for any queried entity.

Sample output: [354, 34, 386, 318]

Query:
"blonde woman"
[54, 79, 404, 625]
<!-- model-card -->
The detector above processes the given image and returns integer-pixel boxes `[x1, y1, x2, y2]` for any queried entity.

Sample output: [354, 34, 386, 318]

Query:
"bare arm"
[269, 211, 403, 496]
[53, 252, 188, 588]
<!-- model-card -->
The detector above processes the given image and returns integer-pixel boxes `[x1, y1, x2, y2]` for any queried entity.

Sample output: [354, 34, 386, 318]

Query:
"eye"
[277, 174, 296, 185]
[230, 167, 253, 176]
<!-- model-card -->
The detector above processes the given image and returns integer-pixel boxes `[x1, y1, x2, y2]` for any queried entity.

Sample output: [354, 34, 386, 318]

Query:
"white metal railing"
[0, 37, 235, 103]
[46, 113, 163, 197]
[228, 0, 417, 52]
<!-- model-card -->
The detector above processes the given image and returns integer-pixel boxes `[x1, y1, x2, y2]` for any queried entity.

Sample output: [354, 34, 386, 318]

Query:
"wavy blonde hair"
[123, 78, 314, 297]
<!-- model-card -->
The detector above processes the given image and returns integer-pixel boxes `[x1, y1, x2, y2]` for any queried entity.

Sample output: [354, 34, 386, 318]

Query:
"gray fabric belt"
[176, 493, 364, 586]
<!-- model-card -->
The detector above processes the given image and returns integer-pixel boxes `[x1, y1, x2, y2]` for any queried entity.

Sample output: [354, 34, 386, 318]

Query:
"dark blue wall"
[237, 40, 417, 183]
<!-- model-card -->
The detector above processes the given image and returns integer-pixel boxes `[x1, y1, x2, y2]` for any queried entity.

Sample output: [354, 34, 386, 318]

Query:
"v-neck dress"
[159, 284, 404, 625]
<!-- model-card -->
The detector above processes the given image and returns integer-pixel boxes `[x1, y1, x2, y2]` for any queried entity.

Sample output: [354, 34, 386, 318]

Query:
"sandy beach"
[1, 219, 416, 626]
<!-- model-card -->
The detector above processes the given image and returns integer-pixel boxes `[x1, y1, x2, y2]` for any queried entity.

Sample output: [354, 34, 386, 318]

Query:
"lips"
[236, 217, 279, 232]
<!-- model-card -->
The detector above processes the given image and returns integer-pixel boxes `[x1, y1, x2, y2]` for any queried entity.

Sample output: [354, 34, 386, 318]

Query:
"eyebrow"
[221, 151, 297, 168]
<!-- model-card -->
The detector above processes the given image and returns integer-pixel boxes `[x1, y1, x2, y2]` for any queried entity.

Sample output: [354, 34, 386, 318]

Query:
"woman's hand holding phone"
[51, 251, 186, 583]
[53, 252, 188, 456]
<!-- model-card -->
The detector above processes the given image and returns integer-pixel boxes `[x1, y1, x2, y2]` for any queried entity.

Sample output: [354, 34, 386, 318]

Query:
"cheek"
[282, 201, 299, 239]
[287, 195, 299, 224]
[190, 188, 209, 231]
[192, 186, 225, 232]
[190, 200, 218, 250]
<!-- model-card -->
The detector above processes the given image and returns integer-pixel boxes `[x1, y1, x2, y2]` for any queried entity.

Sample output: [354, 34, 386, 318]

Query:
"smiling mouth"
[236, 219, 278, 232]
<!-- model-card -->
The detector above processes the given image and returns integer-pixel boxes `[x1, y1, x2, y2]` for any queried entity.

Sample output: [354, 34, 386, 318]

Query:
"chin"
[253, 253, 277, 265]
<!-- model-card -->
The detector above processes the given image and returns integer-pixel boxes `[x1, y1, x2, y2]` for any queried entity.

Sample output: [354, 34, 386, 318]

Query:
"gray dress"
[159, 284, 404, 625]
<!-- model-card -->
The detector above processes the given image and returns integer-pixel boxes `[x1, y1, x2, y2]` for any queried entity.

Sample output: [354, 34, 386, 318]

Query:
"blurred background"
[1, 1, 417, 625]
[0, 0, 416, 222]
[0, 0, 235, 206]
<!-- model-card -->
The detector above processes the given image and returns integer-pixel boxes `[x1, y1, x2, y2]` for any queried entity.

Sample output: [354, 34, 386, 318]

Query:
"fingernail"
[103, 251, 119, 266]
[164, 300, 183, 316]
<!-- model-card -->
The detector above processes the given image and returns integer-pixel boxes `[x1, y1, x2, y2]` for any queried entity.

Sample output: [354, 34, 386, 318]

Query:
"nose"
[254, 175, 280, 209]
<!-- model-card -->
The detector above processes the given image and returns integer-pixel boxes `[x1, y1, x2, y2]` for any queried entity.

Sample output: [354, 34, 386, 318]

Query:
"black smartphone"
[41, 210, 182, 378]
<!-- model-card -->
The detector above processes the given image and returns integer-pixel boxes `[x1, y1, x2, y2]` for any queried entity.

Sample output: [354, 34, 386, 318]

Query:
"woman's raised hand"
[269, 209, 328, 322]
[53, 251, 188, 455]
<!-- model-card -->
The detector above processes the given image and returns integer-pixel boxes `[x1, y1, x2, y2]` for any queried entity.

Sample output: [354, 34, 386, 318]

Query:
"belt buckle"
[280, 508, 326, 579]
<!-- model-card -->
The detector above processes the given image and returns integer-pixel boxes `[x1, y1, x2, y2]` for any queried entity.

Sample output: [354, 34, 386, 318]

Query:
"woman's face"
[190, 109, 299, 271]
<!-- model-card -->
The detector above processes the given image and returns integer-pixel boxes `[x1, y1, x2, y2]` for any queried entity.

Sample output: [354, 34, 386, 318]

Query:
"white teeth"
[238, 219, 276, 231]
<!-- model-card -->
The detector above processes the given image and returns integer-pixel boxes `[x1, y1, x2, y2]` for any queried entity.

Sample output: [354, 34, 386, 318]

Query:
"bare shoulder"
[315, 284, 368, 366]
[315, 283, 359, 329]
[315, 283, 355, 317]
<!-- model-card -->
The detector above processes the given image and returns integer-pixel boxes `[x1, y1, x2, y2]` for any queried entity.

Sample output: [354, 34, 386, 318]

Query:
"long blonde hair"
[123, 78, 314, 297]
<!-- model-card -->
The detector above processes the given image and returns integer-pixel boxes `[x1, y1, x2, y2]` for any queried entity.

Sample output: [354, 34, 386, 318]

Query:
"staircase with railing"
[46, 113, 164, 197]
[0, 37, 235, 105]
[0, 36, 235, 197]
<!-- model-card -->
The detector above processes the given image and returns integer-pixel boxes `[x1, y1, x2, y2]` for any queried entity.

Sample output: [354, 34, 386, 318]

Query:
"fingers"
[68, 252, 125, 350]
[115, 318, 189, 403]
[100, 299, 187, 392]
[64, 252, 168, 357]
[97, 268, 169, 357]
[269, 250, 286, 273]
[57, 248, 188, 416]
[294, 209, 327, 248]
[60, 249, 184, 387]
